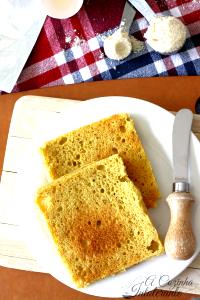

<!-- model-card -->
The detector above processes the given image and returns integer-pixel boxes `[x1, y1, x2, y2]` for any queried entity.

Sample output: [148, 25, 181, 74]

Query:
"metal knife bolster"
[173, 182, 189, 193]
[172, 109, 193, 193]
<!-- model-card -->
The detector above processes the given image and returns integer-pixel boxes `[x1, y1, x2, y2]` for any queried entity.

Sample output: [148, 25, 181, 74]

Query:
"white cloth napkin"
[0, 0, 46, 93]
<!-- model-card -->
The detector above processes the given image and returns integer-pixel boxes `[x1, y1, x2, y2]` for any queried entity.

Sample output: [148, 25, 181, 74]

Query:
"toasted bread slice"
[40, 113, 159, 208]
[36, 154, 164, 288]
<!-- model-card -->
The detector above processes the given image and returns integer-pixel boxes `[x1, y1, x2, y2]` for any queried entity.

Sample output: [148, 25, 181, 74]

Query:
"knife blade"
[128, 0, 156, 23]
[173, 109, 193, 191]
[164, 109, 196, 260]
[120, 1, 136, 32]
[173, 109, 193, 183]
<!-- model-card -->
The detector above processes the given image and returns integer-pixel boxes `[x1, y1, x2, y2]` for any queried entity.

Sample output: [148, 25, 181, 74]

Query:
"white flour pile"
[103, 29, 132, 60]
[104, 28, 144, 60]
[144, 16, 187, 54]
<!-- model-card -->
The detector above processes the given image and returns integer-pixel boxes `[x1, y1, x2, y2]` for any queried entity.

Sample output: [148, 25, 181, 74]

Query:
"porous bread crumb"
[40, 113, 160, 208]
[36, 154, 164, 288]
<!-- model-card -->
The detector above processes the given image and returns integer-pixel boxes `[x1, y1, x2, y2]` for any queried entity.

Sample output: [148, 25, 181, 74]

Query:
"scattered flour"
[65, 25, 144, 62]
[72, 36, 85, 47]
[98, 52, 104, 59]
[130, 37, 144, 53]
[103, 29, 132, 60]
[65, 36, 72, 43]
[65, 30, 85, 47]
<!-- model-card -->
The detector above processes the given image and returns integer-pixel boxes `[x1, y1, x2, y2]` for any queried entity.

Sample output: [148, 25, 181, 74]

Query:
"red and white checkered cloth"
[3, 0, 200, 93]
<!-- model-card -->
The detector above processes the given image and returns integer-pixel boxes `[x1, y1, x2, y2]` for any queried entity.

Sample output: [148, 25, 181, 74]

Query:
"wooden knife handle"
[164, 192, 196, 260]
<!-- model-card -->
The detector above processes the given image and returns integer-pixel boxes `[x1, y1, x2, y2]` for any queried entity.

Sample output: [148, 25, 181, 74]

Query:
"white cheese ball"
[144, 16, 187, 54]
[104, 29, 132, 60]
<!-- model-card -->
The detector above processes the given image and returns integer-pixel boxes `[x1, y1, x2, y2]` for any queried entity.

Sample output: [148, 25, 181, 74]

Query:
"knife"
[164, 109, 196, 260]
[120, 1, 136, 32]
[128, 0, 156, 23]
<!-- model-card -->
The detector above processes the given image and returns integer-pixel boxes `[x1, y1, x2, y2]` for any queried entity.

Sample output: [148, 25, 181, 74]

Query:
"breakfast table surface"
[0, 0, 200, 94]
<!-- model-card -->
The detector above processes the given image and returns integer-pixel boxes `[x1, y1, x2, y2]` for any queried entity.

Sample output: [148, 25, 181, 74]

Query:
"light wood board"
[0, 95, 200, 294]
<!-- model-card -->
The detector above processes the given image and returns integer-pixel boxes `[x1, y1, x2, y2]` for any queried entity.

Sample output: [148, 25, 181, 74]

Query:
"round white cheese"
[144, 16, 187, 54]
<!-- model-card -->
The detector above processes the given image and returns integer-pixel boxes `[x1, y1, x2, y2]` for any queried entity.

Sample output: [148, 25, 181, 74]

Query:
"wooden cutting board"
[0, 77, 200, 300]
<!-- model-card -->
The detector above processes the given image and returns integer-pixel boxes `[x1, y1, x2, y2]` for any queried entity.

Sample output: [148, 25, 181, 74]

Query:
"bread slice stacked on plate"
[36, 154, 163, 287]
[36, 113, 164, 287]
[40, 113, 159, 208]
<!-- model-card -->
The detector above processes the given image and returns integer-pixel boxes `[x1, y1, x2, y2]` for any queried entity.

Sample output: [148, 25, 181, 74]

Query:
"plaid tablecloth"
[8, 0, 200, 93]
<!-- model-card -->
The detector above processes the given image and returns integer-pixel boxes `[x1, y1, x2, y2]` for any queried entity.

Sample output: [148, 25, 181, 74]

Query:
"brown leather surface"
[0, 77, 200, 300]
[0, 266, 198, 300]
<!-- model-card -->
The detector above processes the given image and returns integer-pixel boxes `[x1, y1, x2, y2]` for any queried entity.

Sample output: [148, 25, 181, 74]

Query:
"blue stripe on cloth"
[71, 70, 83, 82]
[192, 59, 200, 74]
[175, 64, 188, 76]
[99, 70, 113, 80]
[157, 71, 169, 76]
[191, 34, 200, 47]
[184, 60, 199, 75]
[149, 51, 163, 61]
[85, 70, 112, 82]
[119, 63, 158, 78]
[109, 53, 155, 79]
[64, 50, 76, 62]
[84, 77, 93, 82]
[181, 35, 200, 52]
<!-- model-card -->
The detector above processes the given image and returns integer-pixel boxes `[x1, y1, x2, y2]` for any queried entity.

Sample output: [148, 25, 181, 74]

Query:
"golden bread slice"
[40, 113, 159, 208]
[36, 154, 164, 288]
